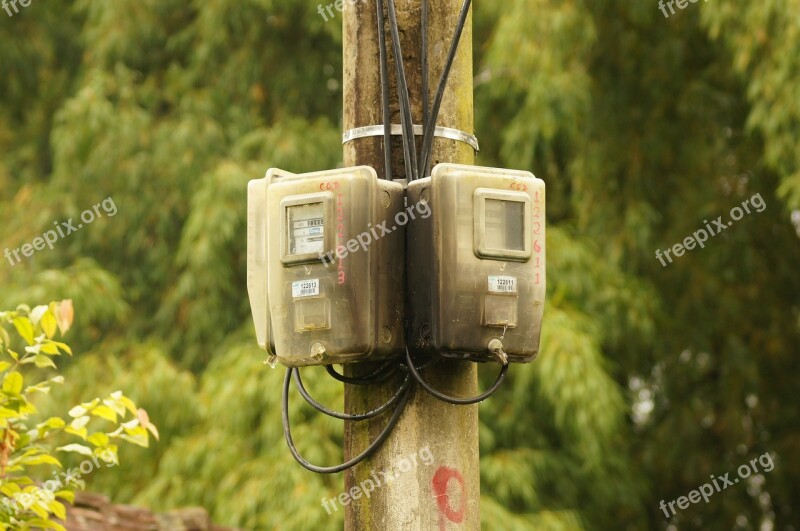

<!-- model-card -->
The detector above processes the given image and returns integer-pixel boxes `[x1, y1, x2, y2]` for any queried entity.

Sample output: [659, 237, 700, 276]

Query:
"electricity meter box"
[407, 163, 546, 363]
[247, 166, 405, 367]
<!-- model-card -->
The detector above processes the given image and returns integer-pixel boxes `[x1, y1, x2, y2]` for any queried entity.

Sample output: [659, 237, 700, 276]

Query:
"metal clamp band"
[342, 124, 479, 152]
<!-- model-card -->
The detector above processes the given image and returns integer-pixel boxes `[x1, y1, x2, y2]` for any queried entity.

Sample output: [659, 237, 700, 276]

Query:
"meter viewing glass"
[281, 194, 333, 266]
[287, 203, 325, 255]
[474, 189, 531, 260]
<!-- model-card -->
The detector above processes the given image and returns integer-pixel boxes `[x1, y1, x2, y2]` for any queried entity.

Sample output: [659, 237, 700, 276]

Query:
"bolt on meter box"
[247, 166, 405, 367]
[406, 163, 546, 363]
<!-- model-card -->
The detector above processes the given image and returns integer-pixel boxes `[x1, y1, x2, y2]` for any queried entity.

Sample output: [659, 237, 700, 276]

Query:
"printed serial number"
[292, 279, 320, 298]
[488, 276, 517, 294]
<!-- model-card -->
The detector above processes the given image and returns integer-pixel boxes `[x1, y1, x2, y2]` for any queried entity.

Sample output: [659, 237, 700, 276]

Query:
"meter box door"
[407, 163, 546, 363]
[248, 166, 405, 367]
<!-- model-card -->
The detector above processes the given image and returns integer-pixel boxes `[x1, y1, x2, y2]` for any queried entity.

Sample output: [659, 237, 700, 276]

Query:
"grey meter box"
[407, 163, 546, 363]
[247, 166, 405, 367]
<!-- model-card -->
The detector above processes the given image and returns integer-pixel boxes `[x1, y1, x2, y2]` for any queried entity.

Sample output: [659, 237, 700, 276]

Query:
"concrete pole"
[342, 1, 478, 529]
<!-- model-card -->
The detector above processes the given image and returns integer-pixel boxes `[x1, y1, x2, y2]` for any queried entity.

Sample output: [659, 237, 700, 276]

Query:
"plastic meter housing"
[247, 166, 405, 367]
[406, 163, 546, 363]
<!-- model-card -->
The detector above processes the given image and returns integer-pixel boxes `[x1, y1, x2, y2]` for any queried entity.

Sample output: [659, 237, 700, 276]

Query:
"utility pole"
[342, 1, 478, 529]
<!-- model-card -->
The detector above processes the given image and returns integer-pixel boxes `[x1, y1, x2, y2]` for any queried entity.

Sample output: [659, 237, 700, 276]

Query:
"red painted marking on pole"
[432, 466, 466, 530]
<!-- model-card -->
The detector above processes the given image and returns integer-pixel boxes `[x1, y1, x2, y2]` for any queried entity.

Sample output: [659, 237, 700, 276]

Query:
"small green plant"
[0, 300, 158, 530]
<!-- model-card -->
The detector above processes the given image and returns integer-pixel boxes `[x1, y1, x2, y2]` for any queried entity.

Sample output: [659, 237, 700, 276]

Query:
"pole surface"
[342, 1, 478, 529]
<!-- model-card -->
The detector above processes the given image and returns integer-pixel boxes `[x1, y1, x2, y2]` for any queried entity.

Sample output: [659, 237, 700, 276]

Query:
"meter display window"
[484, 199, 525, 252]
[288, 203, 325, 255]
[280, 193, 333, 265]
[474, 189, 531, 261]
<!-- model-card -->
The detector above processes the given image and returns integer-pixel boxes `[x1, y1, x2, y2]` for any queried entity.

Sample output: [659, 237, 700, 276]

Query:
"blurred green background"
[1, 1, 799, 529]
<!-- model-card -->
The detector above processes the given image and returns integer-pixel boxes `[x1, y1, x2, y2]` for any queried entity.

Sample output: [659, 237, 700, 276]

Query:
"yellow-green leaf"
[0, 483, 21, 496]
[39, 417, 66, 430]
[90, 405, 117, 423]
[64, 425, 87, 440]
[118, 432, 149, 447]
[0, 326, 10, 350]
[40, 311, 57, 339]
[33, 354, 56, 369]
[19, 454, 61, 466]
[40, 342, 60, 355]
[56, 443, 93, 457]
[88, 432, 110, 447]
[119, 396, 138, 416]
[29, 306, 48, 326]
[52, 342, 72, 355]
[48, 500, 66, 520]
[3, 372, 23, 395]
[55, 490, 74, 504]
[27, 518, 66, 531]
[12, 317, 34, 345]
[0, 407, 19, 418]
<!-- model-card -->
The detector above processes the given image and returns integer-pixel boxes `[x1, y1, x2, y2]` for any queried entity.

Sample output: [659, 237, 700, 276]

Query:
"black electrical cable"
[404, 347, 508, 405]
[376, 0, 393, 180]
[421, 0, 429, 137]
[419, 0, 472, 178]
[325, 360, 398, 385]
[386, 0, 419, 180]
[293, 368, 410, 421]
[408, 354, 441, 373]
[282, 367, 412, 474]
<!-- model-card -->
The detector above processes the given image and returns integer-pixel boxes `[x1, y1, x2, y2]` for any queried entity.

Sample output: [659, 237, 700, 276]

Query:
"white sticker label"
[292, 279, 320, 298]
[488, 276, 517, 294]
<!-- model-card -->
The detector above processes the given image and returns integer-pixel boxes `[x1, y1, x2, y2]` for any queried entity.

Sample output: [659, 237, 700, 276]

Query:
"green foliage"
[0, 302, 157, 530]
[1, 1, 798, 530]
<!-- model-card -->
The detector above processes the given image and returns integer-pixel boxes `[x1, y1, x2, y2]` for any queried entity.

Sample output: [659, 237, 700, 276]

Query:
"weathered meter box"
[248, 166, 405, 367]
[406, 163, 546, 363]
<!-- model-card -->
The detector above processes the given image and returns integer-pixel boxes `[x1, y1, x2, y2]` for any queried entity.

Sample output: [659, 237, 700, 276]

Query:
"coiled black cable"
[404, 347, 508, 405]
[293, 367, 410, 421]
[282, 367, 412, 474]
[325, 361, 398, 385]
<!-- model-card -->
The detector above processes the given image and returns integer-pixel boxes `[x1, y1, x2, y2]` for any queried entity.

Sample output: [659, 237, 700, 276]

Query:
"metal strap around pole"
[343, 124, 480, 153]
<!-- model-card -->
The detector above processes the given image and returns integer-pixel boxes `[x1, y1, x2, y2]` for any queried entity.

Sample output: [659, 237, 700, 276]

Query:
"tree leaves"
[0, 302, 157, 527]
[2, 2, 798, 530]
[12, 318, 34, 346]
[3, 372, 23, 395]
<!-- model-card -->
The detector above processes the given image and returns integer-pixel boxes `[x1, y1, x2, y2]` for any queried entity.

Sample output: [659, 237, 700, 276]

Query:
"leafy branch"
[0, 301, 157, 530]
